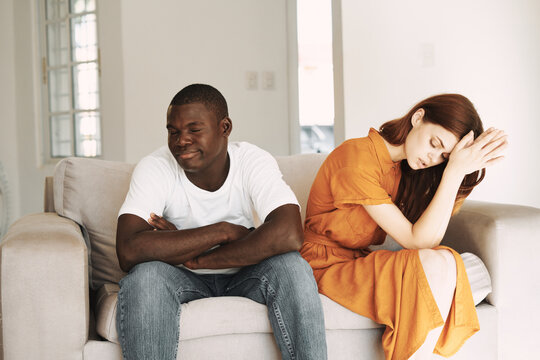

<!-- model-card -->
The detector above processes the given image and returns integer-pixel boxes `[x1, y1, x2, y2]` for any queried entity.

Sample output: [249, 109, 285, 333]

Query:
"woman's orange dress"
[300, 129, 479, 359]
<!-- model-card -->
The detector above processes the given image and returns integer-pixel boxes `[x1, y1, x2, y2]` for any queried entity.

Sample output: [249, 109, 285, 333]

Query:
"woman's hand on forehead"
[447, 127, 508, 175]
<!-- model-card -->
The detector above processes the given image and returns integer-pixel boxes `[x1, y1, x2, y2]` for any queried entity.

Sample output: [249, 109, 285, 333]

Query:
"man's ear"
[221, 117, 232, 137]
[411, 108, 425, 127]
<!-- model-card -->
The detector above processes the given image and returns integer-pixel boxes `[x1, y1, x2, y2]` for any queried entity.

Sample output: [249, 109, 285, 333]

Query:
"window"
[39, 0, 101, 158]
[297, 0, 334, 154]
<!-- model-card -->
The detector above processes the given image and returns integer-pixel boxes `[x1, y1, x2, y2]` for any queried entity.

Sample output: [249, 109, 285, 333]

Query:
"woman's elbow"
[408, 236, 443, 250]
[407, 228, 443, 249]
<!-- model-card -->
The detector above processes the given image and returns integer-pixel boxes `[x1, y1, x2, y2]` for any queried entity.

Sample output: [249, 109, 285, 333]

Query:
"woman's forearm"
[411, 166, 464, 248]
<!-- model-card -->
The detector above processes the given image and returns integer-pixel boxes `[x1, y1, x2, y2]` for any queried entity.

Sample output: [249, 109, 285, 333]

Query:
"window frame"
[287, 0, 344, 155]
[37, 0, 103, 162]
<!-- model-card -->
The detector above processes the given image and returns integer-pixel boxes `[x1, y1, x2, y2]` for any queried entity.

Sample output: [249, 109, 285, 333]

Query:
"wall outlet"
[246, 71, 258, 90]
[261, 71, 275, 90]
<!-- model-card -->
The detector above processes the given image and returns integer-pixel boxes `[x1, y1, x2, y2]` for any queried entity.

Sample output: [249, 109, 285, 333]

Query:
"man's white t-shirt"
[118, 142, 299, 274]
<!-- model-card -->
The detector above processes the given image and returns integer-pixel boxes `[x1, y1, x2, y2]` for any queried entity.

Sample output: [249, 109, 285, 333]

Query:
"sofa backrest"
[53, 158, 134, 289]
[275, 153, 327, 220]
[52, 153, 327, 289]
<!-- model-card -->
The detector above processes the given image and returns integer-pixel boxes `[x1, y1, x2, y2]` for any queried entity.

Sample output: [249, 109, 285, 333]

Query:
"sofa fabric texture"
[53, 158, 133, 289]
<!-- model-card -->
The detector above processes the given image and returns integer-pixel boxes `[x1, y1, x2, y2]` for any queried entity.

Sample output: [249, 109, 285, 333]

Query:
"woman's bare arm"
[363, 128, 507, 249]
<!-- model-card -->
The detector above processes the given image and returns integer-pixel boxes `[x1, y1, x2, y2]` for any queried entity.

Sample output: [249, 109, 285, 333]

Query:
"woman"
[300, 94, 507, 360]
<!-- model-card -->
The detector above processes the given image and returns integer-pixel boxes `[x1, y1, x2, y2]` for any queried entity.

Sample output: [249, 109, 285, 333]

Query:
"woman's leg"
[409, 249, 457, 360]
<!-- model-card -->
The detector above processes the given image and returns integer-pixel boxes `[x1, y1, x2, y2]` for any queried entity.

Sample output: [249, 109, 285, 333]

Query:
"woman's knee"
[418, 249, 457, 288]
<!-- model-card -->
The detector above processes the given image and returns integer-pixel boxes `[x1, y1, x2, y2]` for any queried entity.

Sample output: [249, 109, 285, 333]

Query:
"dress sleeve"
[330, 166, 393, 208]
[118, 156, 172, 221]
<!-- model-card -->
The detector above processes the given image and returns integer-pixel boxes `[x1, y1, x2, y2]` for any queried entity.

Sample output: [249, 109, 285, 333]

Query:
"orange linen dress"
[300, 128, 479, 360]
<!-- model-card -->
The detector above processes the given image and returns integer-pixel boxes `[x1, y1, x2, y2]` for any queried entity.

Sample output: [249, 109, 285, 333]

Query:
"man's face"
[166, 103, 230, 175]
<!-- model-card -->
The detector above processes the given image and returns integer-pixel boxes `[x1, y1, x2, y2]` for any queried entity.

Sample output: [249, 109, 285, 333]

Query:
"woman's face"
[404, 109, 460, 170]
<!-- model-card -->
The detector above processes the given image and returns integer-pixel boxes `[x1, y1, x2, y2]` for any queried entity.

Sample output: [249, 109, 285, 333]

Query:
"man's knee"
[268, 251, 312, 274]
[119, 261, 177, 303]
[264, 252, 318, 294]
[122, 260, 171, 283]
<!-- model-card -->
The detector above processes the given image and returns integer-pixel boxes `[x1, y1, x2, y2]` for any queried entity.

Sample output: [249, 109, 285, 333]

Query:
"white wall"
[120, 0, 291, 163]
[4, 0, 290, 219]
[5, 0, 539, 221]
[339, 0, 540, 208]
[98, 0, 126, 161]
[0, 0, 21, 228]
[11, 0, 56, 222]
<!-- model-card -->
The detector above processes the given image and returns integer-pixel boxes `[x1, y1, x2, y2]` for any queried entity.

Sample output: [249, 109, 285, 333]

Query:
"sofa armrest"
[441, 200, 540, 357]
[1, 213, 89, 360]
[442, 200, 540, 305]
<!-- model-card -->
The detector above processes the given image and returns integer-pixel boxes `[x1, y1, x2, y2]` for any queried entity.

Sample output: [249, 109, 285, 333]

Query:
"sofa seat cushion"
[96, 251, 491, 344]
[95, 283, 383, 344]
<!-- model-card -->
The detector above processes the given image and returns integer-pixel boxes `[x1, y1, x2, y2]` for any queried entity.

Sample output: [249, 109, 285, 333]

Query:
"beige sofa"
[1, 154, 539, 360]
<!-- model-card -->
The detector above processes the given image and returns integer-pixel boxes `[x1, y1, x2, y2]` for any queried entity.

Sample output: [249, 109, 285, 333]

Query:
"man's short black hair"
[169, 84, 229, 121]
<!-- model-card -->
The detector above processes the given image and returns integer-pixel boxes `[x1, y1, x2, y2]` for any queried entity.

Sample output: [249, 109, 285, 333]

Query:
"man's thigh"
[118, 261, 215, 303]
[223, 251, 317, 302]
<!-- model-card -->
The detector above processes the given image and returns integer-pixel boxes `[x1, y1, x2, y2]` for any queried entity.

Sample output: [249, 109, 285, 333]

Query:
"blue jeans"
[116, 251, 327, 360]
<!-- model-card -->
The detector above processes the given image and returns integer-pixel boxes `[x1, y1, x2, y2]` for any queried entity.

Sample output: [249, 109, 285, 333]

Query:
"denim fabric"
[116, 251, 327, 360]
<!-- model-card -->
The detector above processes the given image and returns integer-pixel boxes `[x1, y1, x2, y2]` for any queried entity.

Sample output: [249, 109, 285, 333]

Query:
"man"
[116, 84, 327, 359]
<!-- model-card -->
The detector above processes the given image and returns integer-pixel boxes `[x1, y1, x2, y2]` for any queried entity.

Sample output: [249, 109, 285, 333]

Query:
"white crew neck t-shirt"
[119, 142, 299, 274]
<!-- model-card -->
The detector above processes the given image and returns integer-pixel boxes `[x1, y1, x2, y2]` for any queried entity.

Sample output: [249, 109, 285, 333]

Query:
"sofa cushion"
[54, 158, 134, 289]
[95, 284, 383, 344]
[461, 252, 492, 305]
[275, 153, 326, 222]
[95, 251, 492, 344]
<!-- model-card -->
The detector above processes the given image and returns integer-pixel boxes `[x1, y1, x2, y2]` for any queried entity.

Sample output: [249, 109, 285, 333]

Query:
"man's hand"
[148, 213, 177, 230]
[182, 204, 303, 270]
[183, 223, 253, 269]
[221, 222, 251, 243]
[149, 214, 250, 242]
[184, 257, 201, 269]
[116, 214, 234, 272]
[183, 222, 251, 269]
[146, 215, 250, 269]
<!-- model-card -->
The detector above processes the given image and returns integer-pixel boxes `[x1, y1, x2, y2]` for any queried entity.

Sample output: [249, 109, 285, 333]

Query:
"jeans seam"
[262, 276, 296, 360]
[174, 287, 210, 298]
[118, 285, 128, 360]
[172, 286, 210, 359]
[172, 298, 181, 360]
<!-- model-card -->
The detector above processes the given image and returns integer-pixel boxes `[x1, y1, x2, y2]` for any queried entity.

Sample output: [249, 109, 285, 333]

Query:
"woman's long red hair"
[379, 94, 485, 223]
